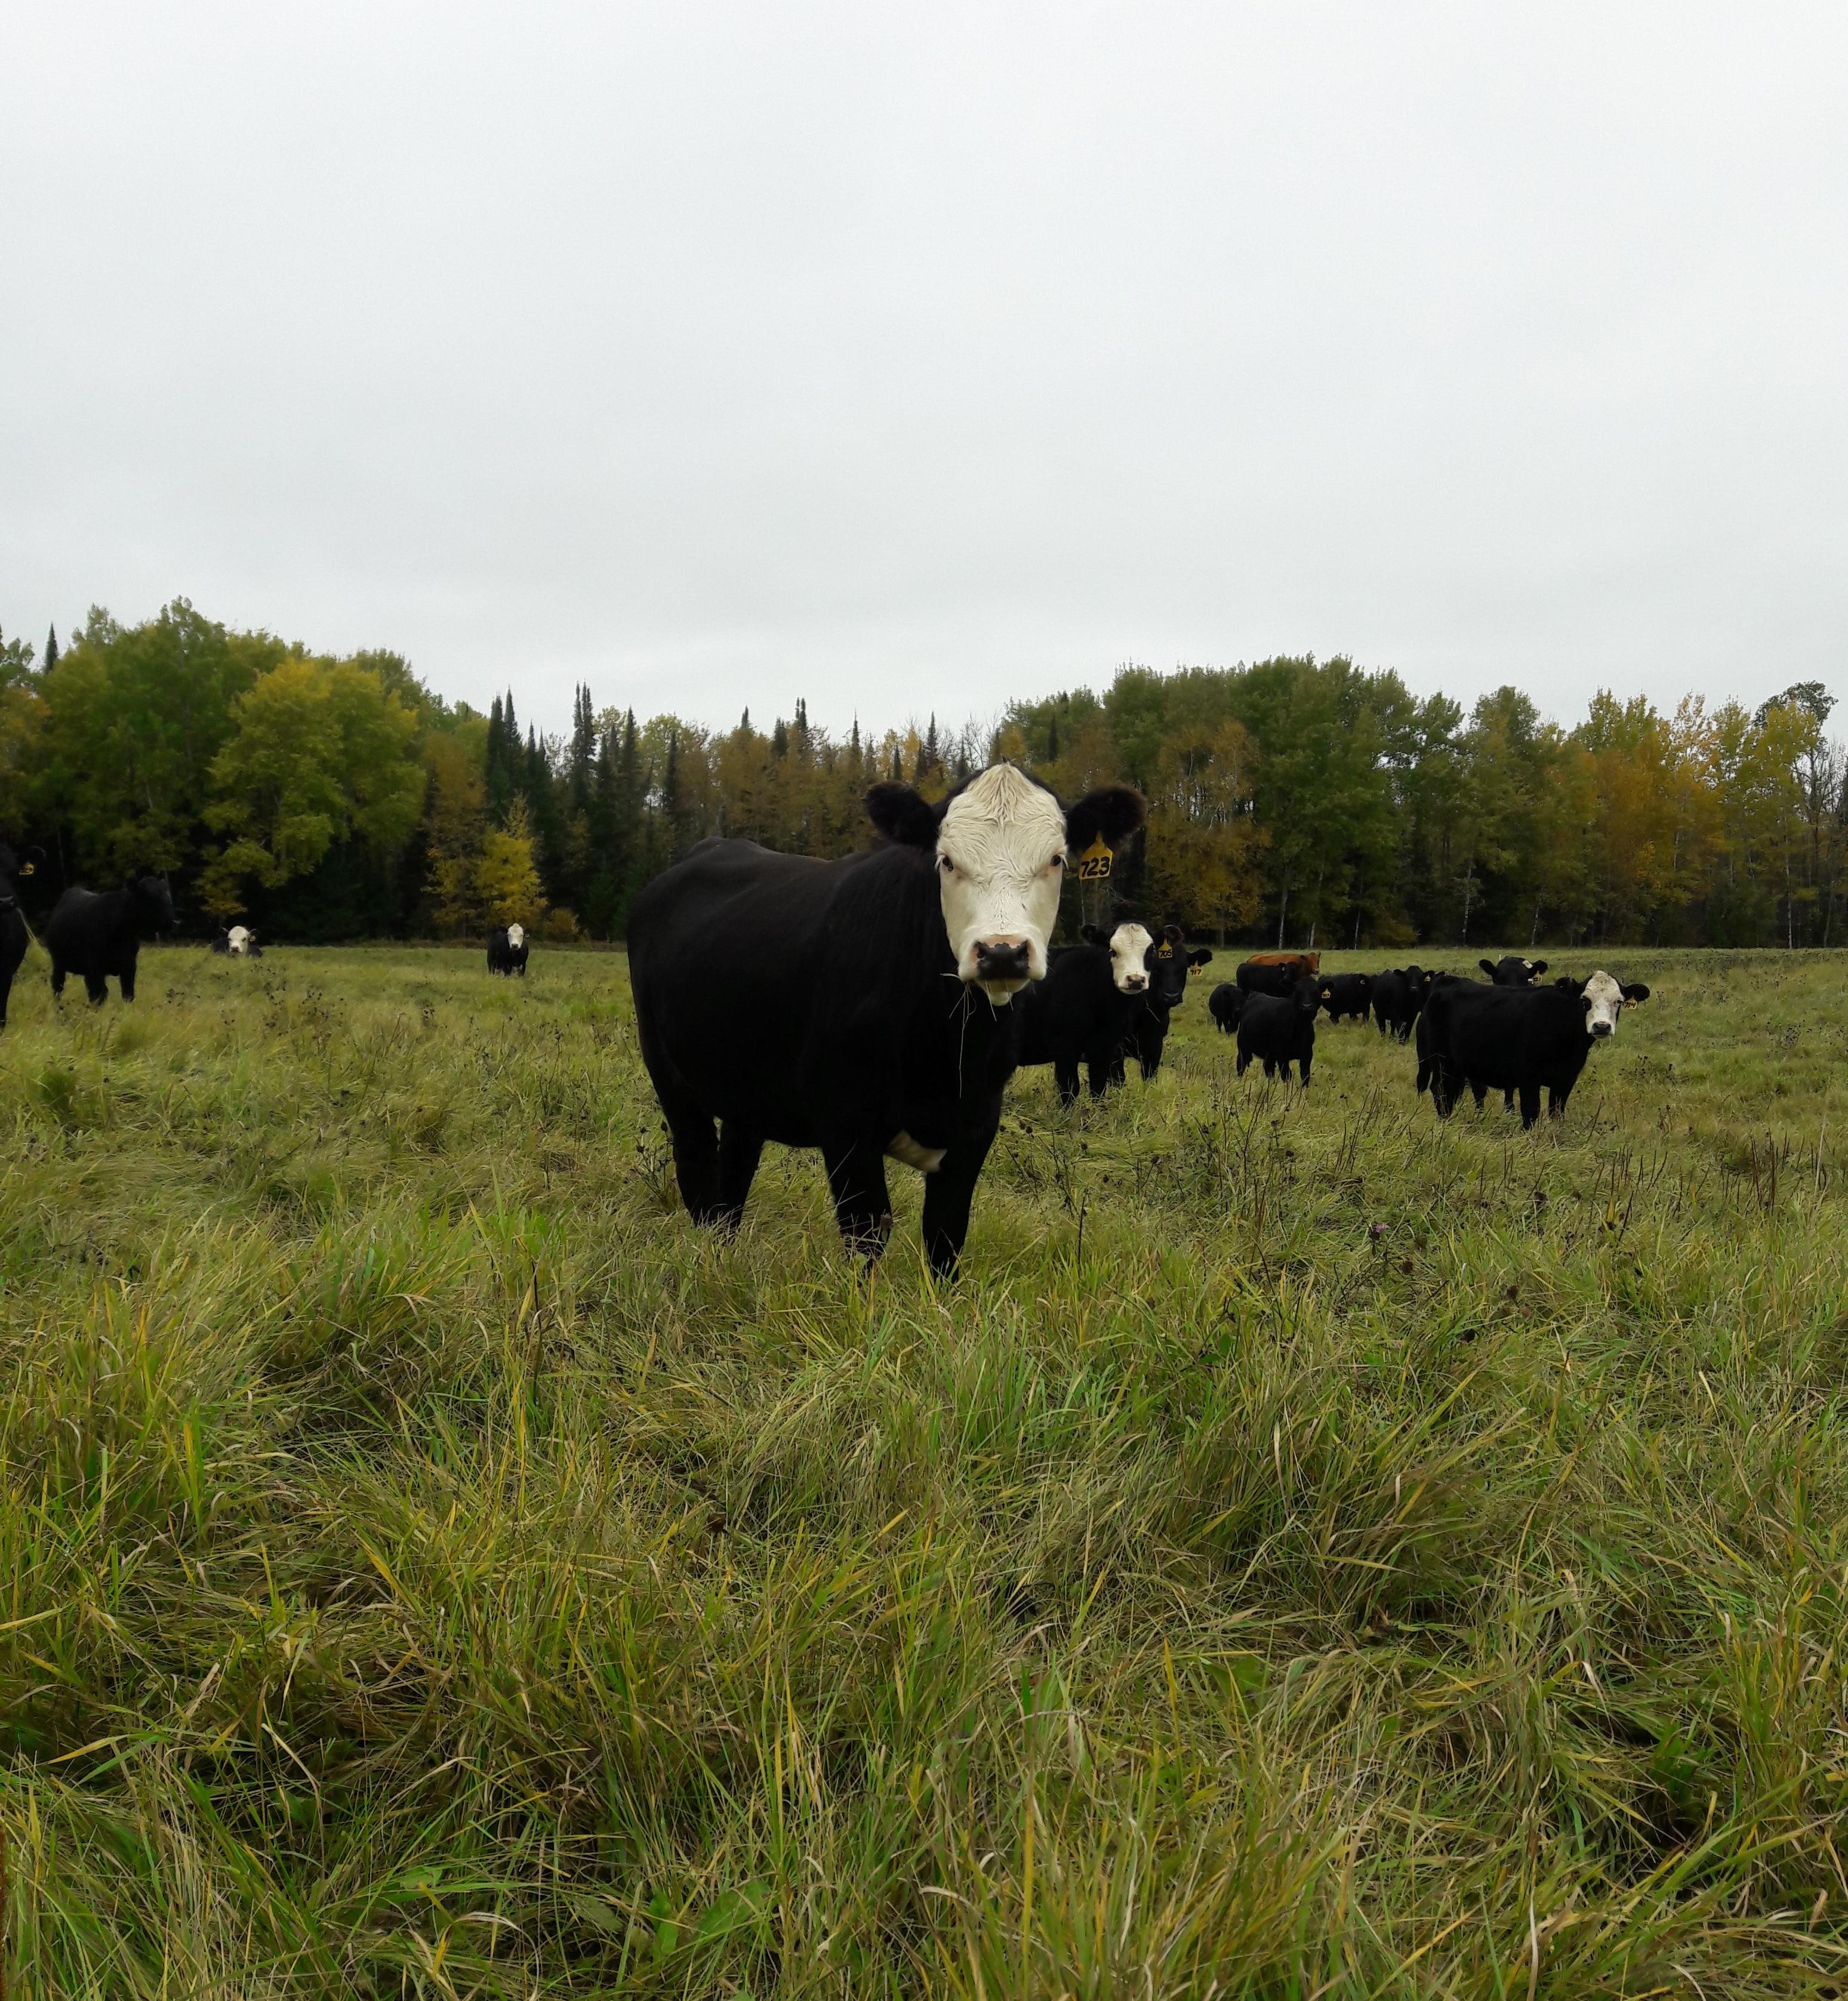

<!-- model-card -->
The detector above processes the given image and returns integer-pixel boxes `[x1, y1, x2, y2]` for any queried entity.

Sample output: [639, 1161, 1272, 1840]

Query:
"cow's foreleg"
[920, 1109, 1000, 1280]
[1519, 1083, 1542, 1129]
[715, 1123, 764, 1232]
[84, 975, 109, 1006]
[1054, 1059, 1081, 1106]
[823, 1139, 892, 1263]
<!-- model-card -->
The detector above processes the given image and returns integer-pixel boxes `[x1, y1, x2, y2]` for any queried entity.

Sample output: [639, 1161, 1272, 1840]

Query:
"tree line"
[1, 599, 1841, 949]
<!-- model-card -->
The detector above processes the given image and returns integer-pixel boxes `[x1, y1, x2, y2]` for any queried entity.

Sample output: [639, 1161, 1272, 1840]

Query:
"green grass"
[2, 939, 1848, 1996]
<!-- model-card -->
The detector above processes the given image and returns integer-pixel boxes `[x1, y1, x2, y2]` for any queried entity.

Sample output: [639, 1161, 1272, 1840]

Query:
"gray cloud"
[4, 2, 1843, 735]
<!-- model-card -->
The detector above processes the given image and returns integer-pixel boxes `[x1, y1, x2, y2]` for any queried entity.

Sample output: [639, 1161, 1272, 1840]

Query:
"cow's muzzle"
[1590, 1020, 1613, 1038]
[973, 938, 1032, 987]
[1124, 975, 1147, 992]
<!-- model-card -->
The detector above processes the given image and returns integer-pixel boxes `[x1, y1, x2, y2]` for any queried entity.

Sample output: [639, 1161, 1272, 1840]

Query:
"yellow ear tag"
[19, 864, 33, 876]
[1076, 834, 1113, 881]
[1157, 941, 1174, 958]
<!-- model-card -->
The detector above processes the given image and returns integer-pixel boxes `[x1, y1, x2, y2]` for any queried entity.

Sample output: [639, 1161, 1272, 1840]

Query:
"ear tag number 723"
[1076, 836, 1113, 882]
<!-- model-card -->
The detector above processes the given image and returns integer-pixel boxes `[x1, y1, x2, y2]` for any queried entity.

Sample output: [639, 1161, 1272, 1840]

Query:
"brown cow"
[1237, 951, 1322, 999]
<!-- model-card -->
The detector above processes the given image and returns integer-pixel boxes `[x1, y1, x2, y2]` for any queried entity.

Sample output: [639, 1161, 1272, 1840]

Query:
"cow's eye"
[1048, 853, 1065, 871]
[938, 855, 954, 874]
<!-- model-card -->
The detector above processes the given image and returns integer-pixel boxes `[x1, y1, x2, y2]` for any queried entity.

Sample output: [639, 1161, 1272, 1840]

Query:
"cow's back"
[1429, 982, 1584, 1087]
[629, 838, 937, 1145]
[47, 889, 119, 964]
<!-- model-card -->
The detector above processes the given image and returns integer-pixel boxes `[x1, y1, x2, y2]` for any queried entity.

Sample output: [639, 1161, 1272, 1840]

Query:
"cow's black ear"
[1530, 960, 1548, 976]
[1190, 948, 1213, 966]
[1063, 785, 1145, 853]
[1163, 923, 1184, 942]
[1621, 982, 1651, 1004]
[1080, 923, 1105, 945]
[1479, 959, 1496, 978]
[865, 783, 942, 849]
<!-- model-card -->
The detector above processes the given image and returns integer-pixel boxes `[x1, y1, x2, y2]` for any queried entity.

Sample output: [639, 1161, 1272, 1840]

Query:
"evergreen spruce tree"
[43, 625, 58, 676]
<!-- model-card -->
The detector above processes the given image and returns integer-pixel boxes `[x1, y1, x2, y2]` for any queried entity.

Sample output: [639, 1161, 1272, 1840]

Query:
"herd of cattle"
[4, 769, 1655, 1278]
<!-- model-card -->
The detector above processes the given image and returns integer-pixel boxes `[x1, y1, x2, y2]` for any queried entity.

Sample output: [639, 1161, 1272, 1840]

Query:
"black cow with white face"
[1236, 975, 1322, 1084]
[1017, 919, 1155, 1105]
[629, 764, 1145, 1276]
[1208, 982, 1244, 1035]
[1416, 970, 1652, 1129]
[1318, 972, 1373, 1023]
[47, 875, 174, 1006]
[1120, 924, 1213, 1082]
[488, 923, 529, 976]
[0, 842, 44, 1032]
[1480, 955, 1548, 986]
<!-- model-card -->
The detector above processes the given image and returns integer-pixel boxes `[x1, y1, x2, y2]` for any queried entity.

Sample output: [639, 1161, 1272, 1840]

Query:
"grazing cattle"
[487, 923, 529, 976]
[0, 841, 43, 1032]
[1480, 955, 1548, 986]
[1416, 971, 1652, 1129]
[1318, 972, 1373, 1023]
[1120, 924, 1213, 1082]
[1208, 982, 1244, 1035]
[1236, 975, 1322, 1084]
[47, 875, 175, 1006]
[1017, 920, 1156, 1105]
[227, 924, 261, 957]
[1372, 964, 1435, 1041]
[1237, 950, 1322, 1000]
[629, 764, 1144, 1275]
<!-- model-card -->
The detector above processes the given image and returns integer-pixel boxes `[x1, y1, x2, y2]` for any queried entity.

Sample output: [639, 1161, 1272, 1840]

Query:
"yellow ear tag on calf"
[1158, 941, 1174, 958]
[19, 864, 32, 876]
[1076, 835, 1113, 881]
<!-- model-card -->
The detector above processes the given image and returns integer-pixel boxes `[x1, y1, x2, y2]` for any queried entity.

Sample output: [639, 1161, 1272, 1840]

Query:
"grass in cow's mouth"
[1, 941, 1846, 1994]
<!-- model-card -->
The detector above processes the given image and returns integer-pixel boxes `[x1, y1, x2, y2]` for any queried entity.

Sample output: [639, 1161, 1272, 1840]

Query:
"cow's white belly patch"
[886, 1130, 947, 1174]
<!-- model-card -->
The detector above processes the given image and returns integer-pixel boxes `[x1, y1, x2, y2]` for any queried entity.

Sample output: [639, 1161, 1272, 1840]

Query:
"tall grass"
[1, 941, 1846, 1994]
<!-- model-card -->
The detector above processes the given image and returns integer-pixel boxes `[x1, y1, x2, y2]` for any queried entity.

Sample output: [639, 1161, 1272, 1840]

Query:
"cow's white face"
[507, 924, 526, 949]
[1582, 970, 1626, 1037]
[227, 926, 252, 955]
[935, 764, 1070, 1000]
[1107, 923, 1154, 993]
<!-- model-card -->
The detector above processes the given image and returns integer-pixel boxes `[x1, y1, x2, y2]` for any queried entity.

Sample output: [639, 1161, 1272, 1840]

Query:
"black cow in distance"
[629, 764, 1144, 1277]
[1480, 955, 1548, 985]
[488, 924, 529, 976]
[1236, 975, 1322, 1084]
[1372, 965, 1436, 1042]
[1208, 982, 1244, 1035]
[47, 875, 174, 1006]
[1318, 972, 1373, 1023]
[1120, 924, 1213, 1083]
[1017, 920, 1156, 1105]
[1416, 970, 1652, 1128]
[0, 841, 44, 1032]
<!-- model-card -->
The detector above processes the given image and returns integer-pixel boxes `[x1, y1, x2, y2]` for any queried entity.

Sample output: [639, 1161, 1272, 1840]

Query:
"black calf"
[1319, 972, 1373, 1023]
[1236, 975, 1321, 1084]
[47, 877, 174, 1006]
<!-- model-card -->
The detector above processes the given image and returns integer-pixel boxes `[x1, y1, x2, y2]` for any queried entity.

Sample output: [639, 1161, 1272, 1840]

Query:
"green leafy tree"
[38, 600, 284, 875]
[199, 658, 426, 916]
[475, 796, 544, 927]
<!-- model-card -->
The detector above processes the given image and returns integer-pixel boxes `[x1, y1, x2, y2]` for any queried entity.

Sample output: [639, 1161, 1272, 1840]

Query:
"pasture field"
[3, 942, 1848, 1997]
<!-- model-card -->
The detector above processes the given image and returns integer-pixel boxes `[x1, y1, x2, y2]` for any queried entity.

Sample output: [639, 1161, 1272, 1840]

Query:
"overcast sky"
[4, 4, 1844, 740]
